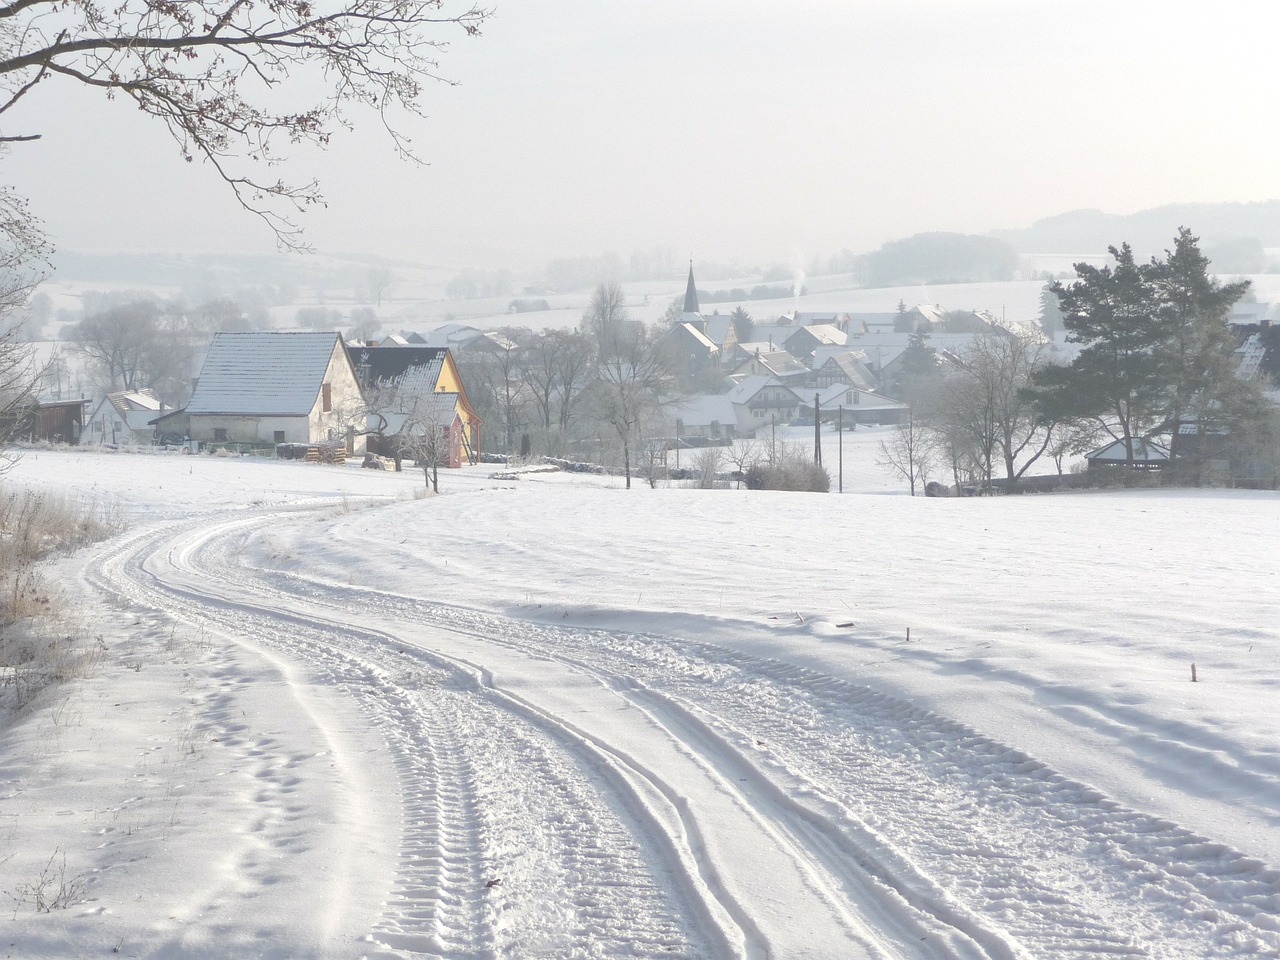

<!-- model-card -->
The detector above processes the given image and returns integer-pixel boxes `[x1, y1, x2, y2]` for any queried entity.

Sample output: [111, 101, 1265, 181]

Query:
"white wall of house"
[309, 347, 366, 449]
[188, 414, 311, 445]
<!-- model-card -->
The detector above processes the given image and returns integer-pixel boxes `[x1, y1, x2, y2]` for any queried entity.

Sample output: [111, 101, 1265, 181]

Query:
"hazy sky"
[7, 1, 1278, 271]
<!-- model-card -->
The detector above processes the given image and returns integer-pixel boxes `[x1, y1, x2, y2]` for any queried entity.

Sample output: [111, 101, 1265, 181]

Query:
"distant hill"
[47, 249, 427, 294]
[852, 232, 1020, 287]
[993, 201, 1280, 258]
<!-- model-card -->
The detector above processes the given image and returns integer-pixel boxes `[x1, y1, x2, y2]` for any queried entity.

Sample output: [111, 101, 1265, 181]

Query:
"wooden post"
[1191, 663, 1197, 682]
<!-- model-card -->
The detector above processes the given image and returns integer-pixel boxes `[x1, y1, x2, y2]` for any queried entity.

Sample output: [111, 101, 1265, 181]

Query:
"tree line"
[457, 282, 681, 488]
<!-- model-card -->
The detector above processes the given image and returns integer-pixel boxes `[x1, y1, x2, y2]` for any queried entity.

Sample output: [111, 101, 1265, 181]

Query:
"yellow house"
[346, 344, 483, 463]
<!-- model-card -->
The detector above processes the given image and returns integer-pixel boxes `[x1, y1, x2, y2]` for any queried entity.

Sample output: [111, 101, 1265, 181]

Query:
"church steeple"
[683, 259, 700, 314]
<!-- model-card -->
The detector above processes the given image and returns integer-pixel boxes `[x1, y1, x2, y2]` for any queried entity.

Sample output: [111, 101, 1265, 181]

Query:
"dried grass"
[0, 489, 123, 719]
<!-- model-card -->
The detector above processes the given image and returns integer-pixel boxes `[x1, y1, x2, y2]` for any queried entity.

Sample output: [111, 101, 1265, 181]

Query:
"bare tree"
[366, 267, 396, 307]
[877, 412, 936, 496]
[1045, 417, 1103, 476]
[462, 328, 527, 454]
[591, 320, 675, 490]
[68, 300, 163, 393]
[397, 392, 457, 493]
[690, 446, 723, 489]
[0, 185, 49, 465]
[724, 439, 763, 489]
[521, 327, 593, 453]
[0, 0, 489, 248]
[348, 307, 380, 343]
[581, 282, 629, 347]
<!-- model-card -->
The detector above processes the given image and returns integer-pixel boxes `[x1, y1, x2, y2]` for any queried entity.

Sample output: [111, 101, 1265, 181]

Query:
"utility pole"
[838, 404, 843, 493]
[814, 393, 821, 465]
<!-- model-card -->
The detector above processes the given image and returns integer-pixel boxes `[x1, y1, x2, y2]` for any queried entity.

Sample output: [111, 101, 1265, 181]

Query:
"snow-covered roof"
[1228, 302, 1276, 327]
[676, 322, 717, 352]
[734, 350, 808, 378]
[420, 323, 485, 348]
[108, 390, 164, 415]
[187, 332, 342, 417]
[843, 312, 900, 333]
[727, 375, 800, 405]
[348, 345, 447, 391]
[702, 315, 736, 346]
[750, 325, 797, 349]
[671, 393, 736, 427]
[1236, 333, 1267, 381]
[1086, 438, 1171, 462]
[788, 324, 846, 347]
[812, 352, 878, 390]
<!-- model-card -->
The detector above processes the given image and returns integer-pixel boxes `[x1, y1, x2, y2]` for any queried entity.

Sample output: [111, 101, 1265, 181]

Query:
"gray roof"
[672, 394, 736, 427]
[187, 332, 342, 416]
[1086, 438, 1171, 462]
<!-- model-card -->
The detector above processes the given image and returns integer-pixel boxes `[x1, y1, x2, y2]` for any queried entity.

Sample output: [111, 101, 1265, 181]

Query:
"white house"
[83, 390, 166, 446]
[185, 332, 365, 450]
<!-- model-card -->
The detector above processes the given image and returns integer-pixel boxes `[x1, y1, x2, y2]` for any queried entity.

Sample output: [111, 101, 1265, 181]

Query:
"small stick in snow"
[1191, 663, 1197, 683]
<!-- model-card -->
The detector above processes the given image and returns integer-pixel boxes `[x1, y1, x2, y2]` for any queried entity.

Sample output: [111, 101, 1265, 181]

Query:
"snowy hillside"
[2, 447, 1278, 958]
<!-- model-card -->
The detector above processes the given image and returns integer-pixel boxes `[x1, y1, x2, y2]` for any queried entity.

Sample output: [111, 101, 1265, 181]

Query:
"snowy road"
[71, 496, 1280, 960]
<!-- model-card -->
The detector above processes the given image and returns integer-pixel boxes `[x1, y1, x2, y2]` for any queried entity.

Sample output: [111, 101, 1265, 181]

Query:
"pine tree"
[1030, 230, 1260, 475]
[1031, 244, 1167, 467]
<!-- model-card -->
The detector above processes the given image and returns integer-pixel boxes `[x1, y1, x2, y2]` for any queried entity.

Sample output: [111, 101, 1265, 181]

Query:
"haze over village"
[3, 3, 1280, 958]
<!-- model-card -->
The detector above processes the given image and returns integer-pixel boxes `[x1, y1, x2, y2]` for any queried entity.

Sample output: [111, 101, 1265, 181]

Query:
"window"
[274, 430, 286, 443]
[322, 382, 332, 412]
[213, 428, 227, 442]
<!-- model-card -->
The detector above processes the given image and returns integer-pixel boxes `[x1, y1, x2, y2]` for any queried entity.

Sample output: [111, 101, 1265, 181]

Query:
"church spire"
[683, 259, 700, 314]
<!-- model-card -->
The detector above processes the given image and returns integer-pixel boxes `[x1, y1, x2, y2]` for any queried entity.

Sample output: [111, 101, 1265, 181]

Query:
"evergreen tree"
[1150, 229, 1258, 481]
[1030, 244, 1167, 467]
[1150, 229, 1250, 431]
[1030, 230, 1259, 474]
[1037, 282, 1064, 338]
[891, 331, 940, 405]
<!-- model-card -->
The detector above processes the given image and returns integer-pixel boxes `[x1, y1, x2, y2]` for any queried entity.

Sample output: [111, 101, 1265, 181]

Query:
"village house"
[805, 350, 879, 392]
[185, 331, 365, 452]
[346, 343, 482, 466]
[783, 323, 846, 360]
[84, 389, 166, 446]
[798, 383, 909, 425]
[730, 349, 809, 386]
[726, 375, 804, 435]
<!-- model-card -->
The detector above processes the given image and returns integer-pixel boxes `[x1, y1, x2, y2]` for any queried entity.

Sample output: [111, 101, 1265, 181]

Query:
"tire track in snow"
[236, 520, 1280, 960]
[90, 515, 721, 959]
[191, 514, 972, 959]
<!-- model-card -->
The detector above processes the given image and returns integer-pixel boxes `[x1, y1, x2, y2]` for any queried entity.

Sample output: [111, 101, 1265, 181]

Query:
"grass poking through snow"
[0, 489, 124, 719]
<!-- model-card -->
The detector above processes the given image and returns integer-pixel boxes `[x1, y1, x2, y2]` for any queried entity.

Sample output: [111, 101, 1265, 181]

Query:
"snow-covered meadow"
[2, 443, 1279, 958]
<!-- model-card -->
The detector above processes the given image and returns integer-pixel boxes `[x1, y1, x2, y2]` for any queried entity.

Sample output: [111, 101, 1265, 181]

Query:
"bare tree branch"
[0, 0, 490, 248]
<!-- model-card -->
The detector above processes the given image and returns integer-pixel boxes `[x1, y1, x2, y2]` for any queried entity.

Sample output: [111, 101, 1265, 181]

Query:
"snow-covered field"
[3, 446, 1279, 958]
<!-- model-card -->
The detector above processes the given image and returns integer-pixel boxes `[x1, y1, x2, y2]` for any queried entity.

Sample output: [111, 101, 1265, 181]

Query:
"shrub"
[745, 458, 830, 492]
